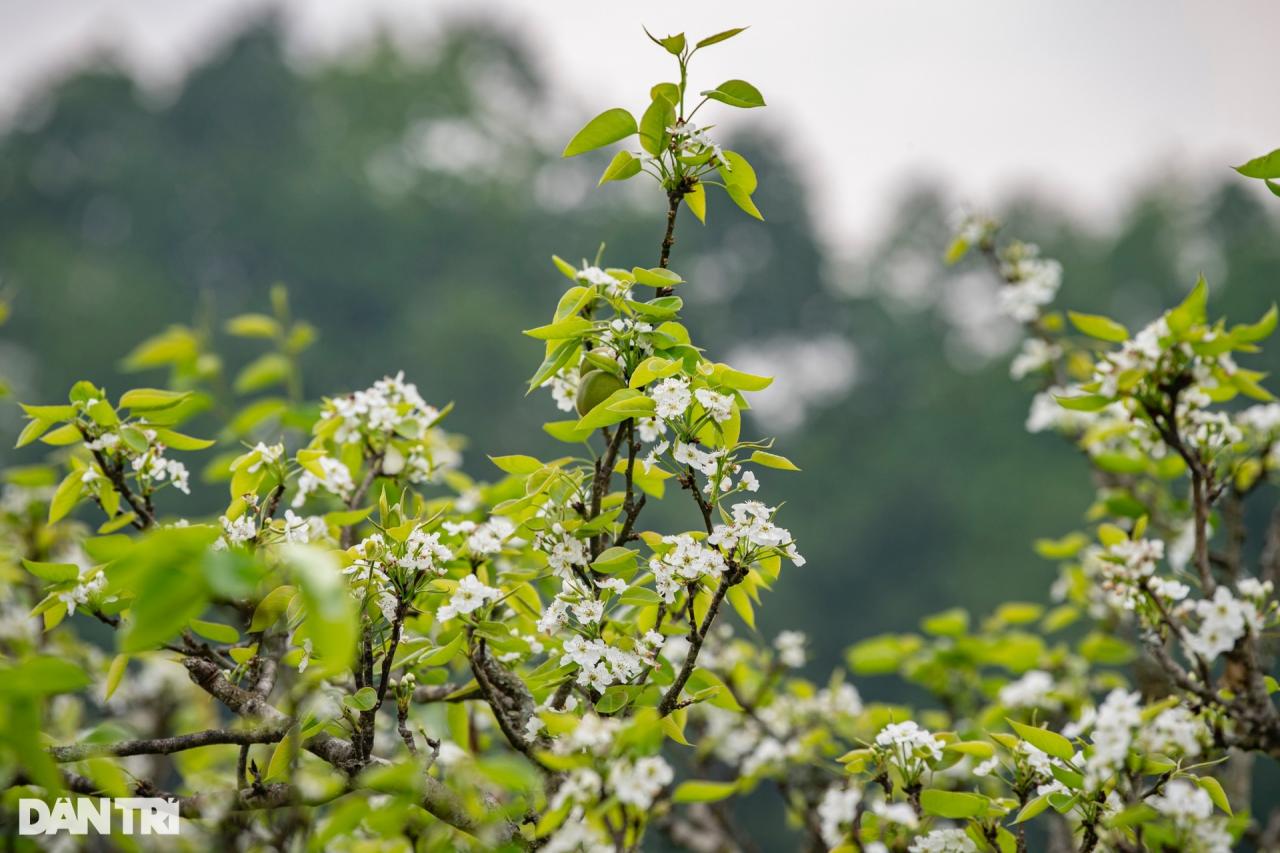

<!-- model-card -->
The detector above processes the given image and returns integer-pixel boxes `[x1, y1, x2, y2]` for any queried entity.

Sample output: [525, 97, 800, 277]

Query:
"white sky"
[2, 0, 1278, 249]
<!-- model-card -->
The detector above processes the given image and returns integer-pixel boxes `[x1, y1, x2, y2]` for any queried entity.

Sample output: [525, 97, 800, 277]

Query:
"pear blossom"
[651, 376, 692, 420]
[436, 575, 500, 622]
[816, 783, 861, 847]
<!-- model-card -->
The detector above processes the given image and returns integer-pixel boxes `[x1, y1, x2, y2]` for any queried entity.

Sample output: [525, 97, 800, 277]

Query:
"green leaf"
[1079, 631, 1134, 665]
[945, 237, 971, 265]
[595, 684, 639, 714]
[846, 633, 923, 675]
[592, 546, 638, 574]
[672, 780, 738, 803]
[685, 183, 707, 224]
[639, 94, 676, 157]
[1008, 719, 1075, 761]
[234, 353, 291, 394]
[13, 419, 50, 449]
[1196, 775, 1232, 815]
[1231, 304, 1277, 343]
[945, 741, 996, 759]
[599, 150, 642, 185]
[921, 607, 969, 636]
[118, 530, 215, 653]
[1015, 794, 1052, 824]
[685, 668, 743, 711]
[631, 267, 684, 288]
[695, 27, 748, 49]
[40, 423, 84, 446]
[719, 151, 758, 193]
[644, 28, 686, 55]
[1167, 276, 1208, 334]
[717, 366, 772, 392]
[48, 470, 83, 525]
[727, 584, 755, 629]
[286, 546, 356, 677]
[419, 631, 466, 667]
[121, 326, 199, 370]
[104, 654, 128, 700]
[22, 559, 80, 583]
[750, 450, 799, 471]
[344, 686, 378, 712]
[650, 83, 680, 104]
[85, 400, 117, 427]
[21, 403, 76, 420]
[119, 388, 191, 411]
[359, 760, 426, 795]
[724, 183, 764, 220]
[228, 397, 290, 436]
[629, 356, 678, 389]
[527, 339, 580, 393]
[618, 586, 661, 607]
[250, 585, 298, 632]
[1055, 394, 1113, 412]
[225, 313, 281, 338]
[264, 728, 298, 781]
[0, 656, 91, 695]
[523, 316, 594, 341]
[151, 429, 215, 451]
[606, 395, 656, 417]
[701, 79, 766, 109]
[1234, 148, 1280, 179]
[563, 108, 638, 157]
[920, 788, 987, 819]
[1068, 311, 1129, 342]
[543, 419, 594, 444]
[489, 454, 544, 475]
[575, 388, 645, 431]
[190, 619, 240, 644]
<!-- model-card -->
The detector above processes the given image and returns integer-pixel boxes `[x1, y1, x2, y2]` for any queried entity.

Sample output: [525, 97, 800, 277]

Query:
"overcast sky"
[2, 0, 1278, 248]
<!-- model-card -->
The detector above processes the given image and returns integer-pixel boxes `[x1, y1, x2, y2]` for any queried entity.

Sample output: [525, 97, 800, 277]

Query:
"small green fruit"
[576, 369, 625, 416]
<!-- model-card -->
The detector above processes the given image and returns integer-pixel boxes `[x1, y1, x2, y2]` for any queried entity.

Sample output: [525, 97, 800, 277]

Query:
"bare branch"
[50, 727, 286, 763]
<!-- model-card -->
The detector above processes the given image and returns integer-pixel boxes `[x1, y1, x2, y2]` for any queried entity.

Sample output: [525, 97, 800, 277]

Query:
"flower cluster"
[707, 501, 804, 566]
[1148, 780, 1232, 852]
[558, 633, 662, 691]
[995, 241, 1062, 323]
[533, 523, 590, 579]
[293, 456, 355, 507]
[651, 376, 692, 420]
[873, 720, 945, 782]
[997, 669, 1062, 710]
[1080, 688, 1142, 790]
[909, 829, 978, 853]
[665, 120, 724, 163]
[1183, 585, 1264, 660]
[435, 574, 500, 622]
[648, 533, 727, 601]
[83, 423, 192, 497]
[444, 516, 516, 556]
[307, 372, 460, 500]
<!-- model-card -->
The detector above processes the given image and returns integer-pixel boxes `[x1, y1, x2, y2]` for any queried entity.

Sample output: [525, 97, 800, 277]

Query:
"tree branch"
[50, 727, 286, 763]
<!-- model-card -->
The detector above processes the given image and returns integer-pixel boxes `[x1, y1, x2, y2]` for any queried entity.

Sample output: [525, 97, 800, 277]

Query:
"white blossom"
[816, 783, 861, 847]
[774, 630, 807, 668]
[608, 755, 673, 809]
[998, 669, 1062, 710]
[436, 575, 500, 622]
[694, 387, 734, 423]
[909, 829, 979, 852]
[651, 377, 692, 420]
[649, 534, 727, 602]
[1010, 337, 1061, 380]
